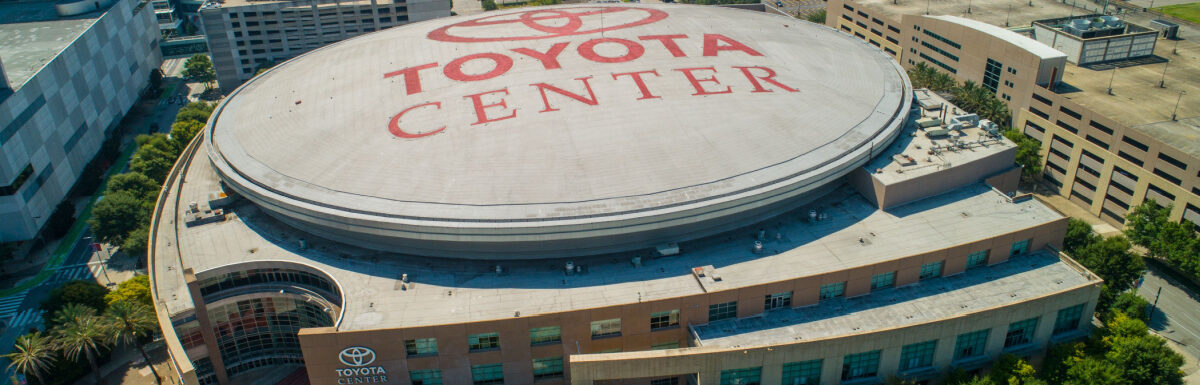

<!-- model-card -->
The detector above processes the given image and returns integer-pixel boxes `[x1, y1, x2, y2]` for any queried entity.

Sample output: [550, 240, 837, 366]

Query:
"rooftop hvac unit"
[1151, 19, 1180, 39]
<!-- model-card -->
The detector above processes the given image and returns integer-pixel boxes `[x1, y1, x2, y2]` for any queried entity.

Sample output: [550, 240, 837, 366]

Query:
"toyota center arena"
[151, 5, 1100, 385]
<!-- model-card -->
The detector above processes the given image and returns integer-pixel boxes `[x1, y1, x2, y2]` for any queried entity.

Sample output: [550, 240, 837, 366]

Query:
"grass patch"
[1155, 3, 1200, 25]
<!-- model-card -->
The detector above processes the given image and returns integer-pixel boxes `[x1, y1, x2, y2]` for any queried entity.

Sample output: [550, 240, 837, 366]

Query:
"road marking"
[0, 291, 29, 320]
[9, 309, 43, 329]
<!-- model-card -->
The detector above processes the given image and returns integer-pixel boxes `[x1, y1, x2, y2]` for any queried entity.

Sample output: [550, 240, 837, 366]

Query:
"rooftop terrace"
[153, 131, 1063, 330]
[693, 251, 1095, 347]
[1054, 11, 1200, 157]
[0, 1, 105, 89]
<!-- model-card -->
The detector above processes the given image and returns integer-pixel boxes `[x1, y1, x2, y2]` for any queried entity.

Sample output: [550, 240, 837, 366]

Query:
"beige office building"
[824, 0, 1200, 228]
[151, 5, 1101, 385]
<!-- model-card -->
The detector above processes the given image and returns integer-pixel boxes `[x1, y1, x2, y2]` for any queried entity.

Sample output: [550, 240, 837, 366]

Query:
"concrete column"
[185, 268, 230, 385]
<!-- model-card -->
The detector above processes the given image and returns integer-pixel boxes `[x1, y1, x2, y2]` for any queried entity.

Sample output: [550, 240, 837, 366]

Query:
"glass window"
[781, 359, 822, 385]
[870, 271, 895, 290]
[404, 338, 437, 356]
[1005, 317, 1039, 348]
[841, 350, 881, 380]
[591, 318, 622, 338]
[410, 369, 442, 385]
[709, 301, 738, 321]
[1054, 304, 1086, 334]
[471, 363, 503, 385]
[651, 378, 680, 385]
[719, 367, 762, 385]
[966, 250, 989, 269]
[954, 329, 990, 360]
[650, 310, 680, 330]
[765, 291, 793, 310]
[532, 357, 563, 380]
[651, 341, 680, 350]
[468, 332, 500, 351]
[899, 340, 937, 371]
[983, 58, 1003, 92]
[529, 326, 561, 345]
[819, 282, 845, 300]
[919, 261, 944, 280]
[1010, 239, 1031, 256]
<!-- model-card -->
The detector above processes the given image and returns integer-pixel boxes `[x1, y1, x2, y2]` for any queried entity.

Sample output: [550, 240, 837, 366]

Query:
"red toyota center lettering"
[383, 31, 799, 139]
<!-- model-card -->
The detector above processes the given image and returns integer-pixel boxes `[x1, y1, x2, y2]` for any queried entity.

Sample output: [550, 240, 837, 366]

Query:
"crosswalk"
[7, 308, 44, 330]
[44, 264, 105, 285]
[0, 290, 29, 321]
[0, 263, 107, 326]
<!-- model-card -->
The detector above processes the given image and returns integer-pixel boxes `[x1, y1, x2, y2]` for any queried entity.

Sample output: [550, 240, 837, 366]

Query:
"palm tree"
[6, 332, 56, 385]
[52, 304, 109, 385]
[105, 300, 162, 385]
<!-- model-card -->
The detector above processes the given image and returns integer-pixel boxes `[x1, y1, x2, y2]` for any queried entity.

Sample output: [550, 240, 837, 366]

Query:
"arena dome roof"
[206, 4, 912, 259]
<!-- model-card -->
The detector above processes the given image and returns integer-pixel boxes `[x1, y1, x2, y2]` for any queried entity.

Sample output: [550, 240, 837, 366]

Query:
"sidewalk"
[72, 342, 178, 385]
[1026, 181, 1123, 236]
[0, 75, 198, 296]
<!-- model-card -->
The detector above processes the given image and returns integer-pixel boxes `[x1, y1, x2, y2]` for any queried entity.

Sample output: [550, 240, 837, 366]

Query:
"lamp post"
[1171, 91, 1186, 121]
[1159, 60, 1169, 88]
[1107, 68, 1116, 95]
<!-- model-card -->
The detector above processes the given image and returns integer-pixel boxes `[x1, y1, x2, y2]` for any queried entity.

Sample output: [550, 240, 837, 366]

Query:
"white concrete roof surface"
[208, 4, 910, 225]
[929, 15, 1067, 60]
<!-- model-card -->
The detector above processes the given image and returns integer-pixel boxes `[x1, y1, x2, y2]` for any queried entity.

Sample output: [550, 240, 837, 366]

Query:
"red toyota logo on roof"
[427, 7, 668, 43]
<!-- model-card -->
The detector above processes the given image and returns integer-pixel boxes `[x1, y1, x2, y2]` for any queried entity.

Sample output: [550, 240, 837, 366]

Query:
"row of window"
[400, 242, 1029, 359]
[408, 357, 564, 385]
[712, 304, 1085, 384]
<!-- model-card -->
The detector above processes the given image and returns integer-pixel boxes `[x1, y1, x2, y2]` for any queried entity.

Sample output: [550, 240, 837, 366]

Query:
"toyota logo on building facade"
[339, 347, 376, 367]
[428, 7, 668, 43]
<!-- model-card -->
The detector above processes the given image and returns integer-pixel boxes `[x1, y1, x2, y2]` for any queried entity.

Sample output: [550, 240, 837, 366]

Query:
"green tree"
[105, 300, 162, 385]
[1105, 291, 1150, 323]
[182, 54, 215, 90]
[105, 172, 160, 202]
[481, 0, 497, 10]
[51, 304, 109, 385]
[169, 120, 206, 150]
[804, 9, 826, 23]
[174, 104, 213, 126]
[1075, 236, 1144, 293]
[105, 275, 152, 307]
[40, 280, 110, 318]
[121, 226, 150, 258]
[1064, 356, 1126, 385]
[130, 134, 182, 182]
[88, 191, 150, 245]
[1124, 200, 1171, 251]
[6, 332, 56, 385]
[989, 354, 1047, 385]
[45, 200, 76, 239]
[1099, 314, 1185, 385]
[1002, 129, 1043, 183]
[1064, 218, 1099, 254]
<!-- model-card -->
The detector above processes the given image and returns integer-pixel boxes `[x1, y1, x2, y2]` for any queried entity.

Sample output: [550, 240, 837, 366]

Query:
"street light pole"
[1148, 286, 1163, 323]
[1171, 91, 1186, 121]
[1159, 60, 1169, 88]
[1107, 68, 1116, 95]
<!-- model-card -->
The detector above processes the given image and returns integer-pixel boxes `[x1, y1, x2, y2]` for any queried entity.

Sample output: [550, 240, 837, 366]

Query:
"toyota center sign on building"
[152, 4, 1100, 385]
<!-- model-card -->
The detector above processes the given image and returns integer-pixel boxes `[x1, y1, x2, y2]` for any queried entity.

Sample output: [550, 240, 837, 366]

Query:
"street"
[1139, 260, 1200, 361]
[0, 57, 199, 380]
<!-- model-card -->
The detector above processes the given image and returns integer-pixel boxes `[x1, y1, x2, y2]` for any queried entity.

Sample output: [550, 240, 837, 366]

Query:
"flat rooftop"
[154, 137, 1063, 330]
[1054, 11, 1200, 158]
[0, 1, 105, 90]
[694, 251, 1095, 347]
[866, 89, 1016, 185]
[848, 0, 1086, 29]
